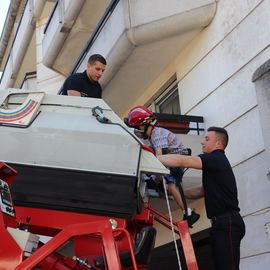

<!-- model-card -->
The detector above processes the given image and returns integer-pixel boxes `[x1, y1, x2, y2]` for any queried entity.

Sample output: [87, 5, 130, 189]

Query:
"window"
[147, 78, 203, 134]
[154, 80, 180, 115]
[146, 77, 203, 134]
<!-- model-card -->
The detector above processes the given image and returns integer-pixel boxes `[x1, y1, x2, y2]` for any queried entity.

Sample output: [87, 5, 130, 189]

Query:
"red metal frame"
[0, 163, 23, 270]
[0, 214, 23, 270]
[1, 208, 139, 270]
[148, 206, 199, 270]
[13, 206, 127, 236]
[15, 220, 123, 270]
[0, 162, 199, 270]
[0, 162, 18, 184]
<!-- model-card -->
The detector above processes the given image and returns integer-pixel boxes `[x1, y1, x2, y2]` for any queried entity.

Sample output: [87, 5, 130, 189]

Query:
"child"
[127, 106, 200, 227]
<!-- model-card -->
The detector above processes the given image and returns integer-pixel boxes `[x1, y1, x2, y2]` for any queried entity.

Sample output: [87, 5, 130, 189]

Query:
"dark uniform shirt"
[62, 71, 102, 98]
[199, 149, 240, 218]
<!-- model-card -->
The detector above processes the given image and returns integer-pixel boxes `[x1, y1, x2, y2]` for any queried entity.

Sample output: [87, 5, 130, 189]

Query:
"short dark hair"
[88, 54, 107, 65]
[207, 126, 229, 148]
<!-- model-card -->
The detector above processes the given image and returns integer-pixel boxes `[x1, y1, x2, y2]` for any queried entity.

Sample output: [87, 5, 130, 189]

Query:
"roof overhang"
[74, 0, 217, 115]
[42, 0, 111, 75]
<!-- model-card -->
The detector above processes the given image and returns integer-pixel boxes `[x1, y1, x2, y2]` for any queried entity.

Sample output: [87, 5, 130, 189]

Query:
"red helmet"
[127, 106, 154, 127]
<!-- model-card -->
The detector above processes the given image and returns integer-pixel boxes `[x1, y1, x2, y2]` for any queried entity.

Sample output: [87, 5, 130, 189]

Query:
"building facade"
[1, 0, 270, 269]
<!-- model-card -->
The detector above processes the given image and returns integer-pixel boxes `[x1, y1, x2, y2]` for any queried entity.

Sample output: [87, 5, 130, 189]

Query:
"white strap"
[162, 177, 182, 270]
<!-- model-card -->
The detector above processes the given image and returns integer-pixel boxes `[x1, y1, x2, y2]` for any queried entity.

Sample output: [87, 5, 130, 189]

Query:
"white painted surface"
[175, 0, 264, 81]
[234, 151, 270, 215]
[186, 49, 270, 128]
[180, 0, 270, 114]
[254, 69, 270, 152]
[241, 208, 270, 259]
[128, 0, 215, 27]
[36, 20, 65, 93]
[240, 253, 270, 270]
[0, 89, 169, 177]
[226, 108, 264, 165]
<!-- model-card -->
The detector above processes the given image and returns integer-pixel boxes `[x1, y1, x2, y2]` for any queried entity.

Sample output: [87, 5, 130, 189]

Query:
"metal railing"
[19, 71, 37, 89]
[154, 113, 204, 135]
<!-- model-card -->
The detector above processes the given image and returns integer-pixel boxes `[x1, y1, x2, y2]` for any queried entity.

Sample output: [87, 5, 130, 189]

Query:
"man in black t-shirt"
[62, 54, 106, 98]
[158, 126, 245, 270]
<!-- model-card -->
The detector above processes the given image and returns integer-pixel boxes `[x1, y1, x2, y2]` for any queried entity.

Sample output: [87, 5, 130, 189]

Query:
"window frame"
[153, 79, 180, 115]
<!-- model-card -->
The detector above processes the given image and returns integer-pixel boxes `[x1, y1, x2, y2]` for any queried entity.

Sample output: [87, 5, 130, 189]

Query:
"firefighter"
[62, 54, 106, 98]
[127, 106, 200, 227]
[158, 126, 245, 270]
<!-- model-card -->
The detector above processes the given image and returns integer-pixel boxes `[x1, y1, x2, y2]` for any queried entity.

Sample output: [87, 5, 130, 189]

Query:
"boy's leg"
[164, 173, 200, 227]
[167, 182, 184, 210]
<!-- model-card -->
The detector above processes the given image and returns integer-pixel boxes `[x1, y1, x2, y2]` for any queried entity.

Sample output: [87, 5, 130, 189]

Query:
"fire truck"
[0, 89, 198, 270]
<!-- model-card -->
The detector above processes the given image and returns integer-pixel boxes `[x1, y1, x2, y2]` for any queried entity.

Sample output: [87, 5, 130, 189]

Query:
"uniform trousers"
[210, 212, 245, 270]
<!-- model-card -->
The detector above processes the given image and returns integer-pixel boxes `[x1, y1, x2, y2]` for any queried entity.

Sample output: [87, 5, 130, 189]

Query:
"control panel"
[0, 179, 15, 216]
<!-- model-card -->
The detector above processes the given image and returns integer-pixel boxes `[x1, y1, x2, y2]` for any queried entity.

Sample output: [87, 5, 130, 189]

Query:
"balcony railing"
[20, 71, 37, 90]
[154, 113, 204, 135]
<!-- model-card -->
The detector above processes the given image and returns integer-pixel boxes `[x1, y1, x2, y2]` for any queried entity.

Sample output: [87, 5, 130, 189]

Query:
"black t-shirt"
[62, 71, 102, 98]
[199, 149, 240, 218]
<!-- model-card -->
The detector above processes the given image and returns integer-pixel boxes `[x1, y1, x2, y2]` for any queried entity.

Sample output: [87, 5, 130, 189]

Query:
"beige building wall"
[136, 0, 270, 268]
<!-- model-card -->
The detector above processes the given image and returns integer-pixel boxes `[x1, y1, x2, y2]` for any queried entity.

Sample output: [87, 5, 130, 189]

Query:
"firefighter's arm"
[184, 186, 204, 199]
[157, 154, 202, 169]
[67, 90, 81, 96]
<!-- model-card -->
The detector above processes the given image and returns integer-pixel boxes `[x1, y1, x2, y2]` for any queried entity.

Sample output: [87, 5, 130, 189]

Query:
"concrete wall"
[171, 0, 270, 268]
